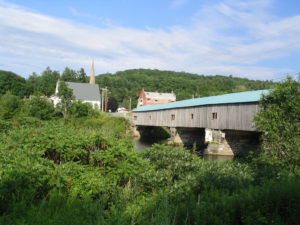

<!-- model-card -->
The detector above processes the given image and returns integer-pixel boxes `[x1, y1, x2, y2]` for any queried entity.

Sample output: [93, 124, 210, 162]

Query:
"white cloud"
[171, 0, 189, 9]
[0, 0, 299, 79]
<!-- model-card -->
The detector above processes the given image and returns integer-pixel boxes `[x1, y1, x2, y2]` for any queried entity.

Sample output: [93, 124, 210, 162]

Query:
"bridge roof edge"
[133, 89, 270, 112]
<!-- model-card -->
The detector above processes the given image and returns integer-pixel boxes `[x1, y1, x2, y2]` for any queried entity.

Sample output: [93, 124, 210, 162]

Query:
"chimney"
[90, 60, 95, 84]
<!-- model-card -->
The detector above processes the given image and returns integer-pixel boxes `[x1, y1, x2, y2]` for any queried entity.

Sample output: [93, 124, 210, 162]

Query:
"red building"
[137, 88, 176, 108]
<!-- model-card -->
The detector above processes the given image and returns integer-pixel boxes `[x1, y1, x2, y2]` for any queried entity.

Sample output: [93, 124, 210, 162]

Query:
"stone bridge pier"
[203, 129, 261, 156]
[134, 125, 261, 156]
[168, 127, 206, 150]
[168, 127, 260, 156]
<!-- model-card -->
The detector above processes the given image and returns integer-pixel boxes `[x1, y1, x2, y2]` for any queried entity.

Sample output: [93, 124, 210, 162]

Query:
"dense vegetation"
[0, 77, 299, 224]
[0, 68, 274, 109]
[254, 76, 300, 172]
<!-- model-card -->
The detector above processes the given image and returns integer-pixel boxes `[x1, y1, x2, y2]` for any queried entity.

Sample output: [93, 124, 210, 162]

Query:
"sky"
[0, 0, 300, 80]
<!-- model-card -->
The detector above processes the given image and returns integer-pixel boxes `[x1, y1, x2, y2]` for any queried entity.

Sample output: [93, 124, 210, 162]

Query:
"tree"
[107, 97, 118, 112]
[78, 68, 87, 83]
[61, 67, 78, 82]
[24, 97, 55, 120]
[254, 76, 300, 171]
[0, 92, 20, 119]
[0, 70, 27, 98]
[58, 81, 74, 118]
[26, 67, 60, 96]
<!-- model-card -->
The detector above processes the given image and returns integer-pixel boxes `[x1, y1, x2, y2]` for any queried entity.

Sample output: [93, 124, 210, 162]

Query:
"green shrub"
[22, 97, 55, 120]
[69, 101, 99, 118]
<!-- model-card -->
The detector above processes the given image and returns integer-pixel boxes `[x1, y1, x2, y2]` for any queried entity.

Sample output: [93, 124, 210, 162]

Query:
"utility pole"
[129, 98, 131, 111]
[100, 87, 108, 112]
[105, 87, 108, 112]
[101, 89, 103, 112]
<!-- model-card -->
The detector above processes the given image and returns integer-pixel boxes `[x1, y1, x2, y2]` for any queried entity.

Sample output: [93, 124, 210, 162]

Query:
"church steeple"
[90, 60, 95, 84]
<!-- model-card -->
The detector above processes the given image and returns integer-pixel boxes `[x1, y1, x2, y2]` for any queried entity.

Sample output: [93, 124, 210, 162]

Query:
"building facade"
[137, 88, 176, 108]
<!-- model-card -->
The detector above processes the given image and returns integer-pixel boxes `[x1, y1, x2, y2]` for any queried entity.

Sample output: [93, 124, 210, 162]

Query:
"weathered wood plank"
[133, 103, 259, 131]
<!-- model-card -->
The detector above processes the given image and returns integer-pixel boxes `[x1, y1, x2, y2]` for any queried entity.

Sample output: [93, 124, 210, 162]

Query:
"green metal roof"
[133, 90, 269, 112]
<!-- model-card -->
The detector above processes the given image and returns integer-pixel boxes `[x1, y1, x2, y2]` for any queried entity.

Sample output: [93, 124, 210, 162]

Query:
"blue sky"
[1, 0, 300, 80]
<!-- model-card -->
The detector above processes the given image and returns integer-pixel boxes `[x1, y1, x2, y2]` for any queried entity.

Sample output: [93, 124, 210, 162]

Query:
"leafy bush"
[69, 101, 99, 118]
[140, 144, 202, 192]
[22, 97, 55, 120]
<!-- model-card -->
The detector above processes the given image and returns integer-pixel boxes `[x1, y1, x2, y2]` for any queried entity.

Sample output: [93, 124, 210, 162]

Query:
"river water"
[134, 138, 153, 151]
[134, 138, 234, 161]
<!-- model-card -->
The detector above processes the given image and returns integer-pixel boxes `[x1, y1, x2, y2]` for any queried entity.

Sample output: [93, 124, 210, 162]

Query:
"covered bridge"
[132, 90, 269, 156]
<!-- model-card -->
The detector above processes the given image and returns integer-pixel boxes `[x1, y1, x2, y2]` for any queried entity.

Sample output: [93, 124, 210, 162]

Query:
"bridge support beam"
[204, 129, 260, 156]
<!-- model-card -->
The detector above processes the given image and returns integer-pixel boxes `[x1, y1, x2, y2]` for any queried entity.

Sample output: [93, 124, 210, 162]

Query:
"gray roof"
[66, 82, 100, 102]
[145, 91, 176, 99]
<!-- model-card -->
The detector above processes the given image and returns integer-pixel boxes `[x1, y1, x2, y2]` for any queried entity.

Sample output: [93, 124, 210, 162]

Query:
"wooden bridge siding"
[134, 103, 259, 131]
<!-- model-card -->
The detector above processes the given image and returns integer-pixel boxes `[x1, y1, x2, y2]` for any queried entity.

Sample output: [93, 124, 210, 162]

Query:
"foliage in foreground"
[1, 117, 299, 224]
[254, 76, 300, 171]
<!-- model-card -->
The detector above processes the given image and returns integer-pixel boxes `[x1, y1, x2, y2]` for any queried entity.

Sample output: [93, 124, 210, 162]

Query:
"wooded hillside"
[95, 69, 274, 108]
[0, 68, 274, 108]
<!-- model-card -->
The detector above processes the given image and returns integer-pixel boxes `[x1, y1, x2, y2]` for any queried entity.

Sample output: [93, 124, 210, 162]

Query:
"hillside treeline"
[96, 69, 274, 107]
[0, 68, 274, 108]
[0, 67, 87, 98]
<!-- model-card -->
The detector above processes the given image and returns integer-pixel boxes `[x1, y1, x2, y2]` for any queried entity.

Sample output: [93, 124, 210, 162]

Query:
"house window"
[154, 99, 158, 103]
[191, 113, 194, 119]
[147, 98, 151, 103]
[212, 112, 217, 120]
[134, 116, 137, 120]
[171, 114, 175, 120]
[149, 115, 151, 120]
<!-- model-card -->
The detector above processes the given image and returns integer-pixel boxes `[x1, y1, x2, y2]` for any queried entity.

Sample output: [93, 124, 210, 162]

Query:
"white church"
[51, 61, 101, 109]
